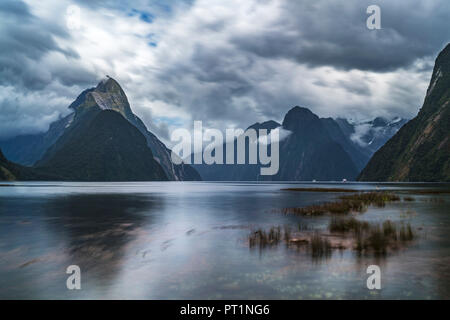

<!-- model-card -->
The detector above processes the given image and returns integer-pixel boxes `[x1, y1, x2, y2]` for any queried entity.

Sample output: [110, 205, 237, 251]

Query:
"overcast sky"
[0, 0, 449, 146]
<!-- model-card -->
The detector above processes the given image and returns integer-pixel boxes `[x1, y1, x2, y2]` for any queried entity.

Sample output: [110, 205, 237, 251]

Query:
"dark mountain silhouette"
[0, 148, 58, 181]
[35, 110, 168, 181]
[194, 107, 360, 181]
[273, 106, 358, 181]
[359, 44, 450, 182]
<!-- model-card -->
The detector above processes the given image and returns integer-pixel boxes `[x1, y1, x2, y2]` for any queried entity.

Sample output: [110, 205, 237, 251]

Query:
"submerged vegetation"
[249, 189, 426, 259]
[329, 217, 370, 233]
[331, 218, 415, 256]
[248, 227, 282, 248]
[277, 191, 400, 216]
[309, 232, 332, 259]
[248, 217, 416, 258]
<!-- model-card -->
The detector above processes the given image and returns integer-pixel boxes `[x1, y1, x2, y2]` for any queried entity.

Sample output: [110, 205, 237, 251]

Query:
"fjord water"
[0, 182, 449, 299]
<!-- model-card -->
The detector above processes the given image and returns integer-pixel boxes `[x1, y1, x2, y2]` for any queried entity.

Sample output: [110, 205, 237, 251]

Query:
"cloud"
[233, 0, 448, 71]
[0, 0, 448, 145]
[258, 127, 292, 145]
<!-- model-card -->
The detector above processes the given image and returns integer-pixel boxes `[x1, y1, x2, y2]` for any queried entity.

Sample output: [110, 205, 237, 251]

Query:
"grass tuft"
[278, 192, 400, 216]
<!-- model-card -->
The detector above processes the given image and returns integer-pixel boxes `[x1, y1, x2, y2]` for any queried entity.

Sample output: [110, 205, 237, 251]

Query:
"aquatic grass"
[249, 216, 416, 258]
[248, 227, 282, 248]
[283, 226, 292, 242]
[382, 220, 397, 237]
[330, 218, 415, 255]
[338, 192, 400, 207]
[277, 191, 400, 216]
[310, 232, 332, 259]
[329, 217, 369, 234]
[298, 221, 310, 231]
[399, 223, 414, 241]
[365, 225, 390, 255]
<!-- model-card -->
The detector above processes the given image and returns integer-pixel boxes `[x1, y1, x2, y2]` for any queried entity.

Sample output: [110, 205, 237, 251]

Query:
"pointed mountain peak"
[282, 106, 319, 131]
[95, 76, 125, 95]
[287, 106, 314, 115]
[68, 76, 133, 120]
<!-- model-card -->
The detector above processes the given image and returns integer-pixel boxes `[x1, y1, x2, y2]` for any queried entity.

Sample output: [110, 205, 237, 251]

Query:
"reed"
[278, 192, 400, 216]
[310, 232, 332, 258]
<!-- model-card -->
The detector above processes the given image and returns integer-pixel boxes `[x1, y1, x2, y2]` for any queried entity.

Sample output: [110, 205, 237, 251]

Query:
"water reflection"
[41, 194, 162, 283]
[0, 182, 449, 299]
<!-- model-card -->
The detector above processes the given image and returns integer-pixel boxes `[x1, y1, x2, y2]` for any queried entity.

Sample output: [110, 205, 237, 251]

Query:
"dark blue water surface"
[0, 182, 449, 299]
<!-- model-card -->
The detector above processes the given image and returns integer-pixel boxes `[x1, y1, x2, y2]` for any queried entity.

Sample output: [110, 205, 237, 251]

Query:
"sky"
[0, 0, 449, 146]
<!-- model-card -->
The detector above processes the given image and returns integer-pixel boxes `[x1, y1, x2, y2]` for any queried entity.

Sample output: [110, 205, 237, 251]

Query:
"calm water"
[0, 181, 449, 299]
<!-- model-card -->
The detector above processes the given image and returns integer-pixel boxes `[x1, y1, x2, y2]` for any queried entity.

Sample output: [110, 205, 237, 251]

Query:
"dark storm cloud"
[231, 0, 449, 72]
[0, 0, 99, 138]
[0, 0, 95, 91]
[135, 0, 448, 137]
[0, 0, 448, 142]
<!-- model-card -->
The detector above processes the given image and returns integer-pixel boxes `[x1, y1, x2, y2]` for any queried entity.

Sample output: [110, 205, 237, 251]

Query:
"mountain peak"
[284, 106, 316, 119]
[96, 76, 124, 94]
[288, 106, 313, 113]
[69, 77, 133, 120]
[282, 106, 319, 131]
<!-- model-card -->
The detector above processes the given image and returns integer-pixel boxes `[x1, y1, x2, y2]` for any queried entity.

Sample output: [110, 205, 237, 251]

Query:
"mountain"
[0, 149, 58, 181]
[0, 77, 200, 181]
[194, 107, 360, 181]
[321, 116, 408, 171]
[359, 44, 450, 182]
[0, 114, 73, 166]
[192, 120, 281, 181]
[274, 107, 359, 181]
[35, 110, 168, 181]
[319, 117, 371, 171]
[193, 105, 406, 181]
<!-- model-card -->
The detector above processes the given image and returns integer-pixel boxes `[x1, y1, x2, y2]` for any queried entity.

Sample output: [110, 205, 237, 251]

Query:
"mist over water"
[0, 182, 449, 299]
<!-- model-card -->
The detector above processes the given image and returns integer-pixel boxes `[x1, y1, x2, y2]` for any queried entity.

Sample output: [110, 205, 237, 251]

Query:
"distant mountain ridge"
[358, 44, 450, 182]
[0, 77, 410, 182]
[193, 106, 406, 181]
